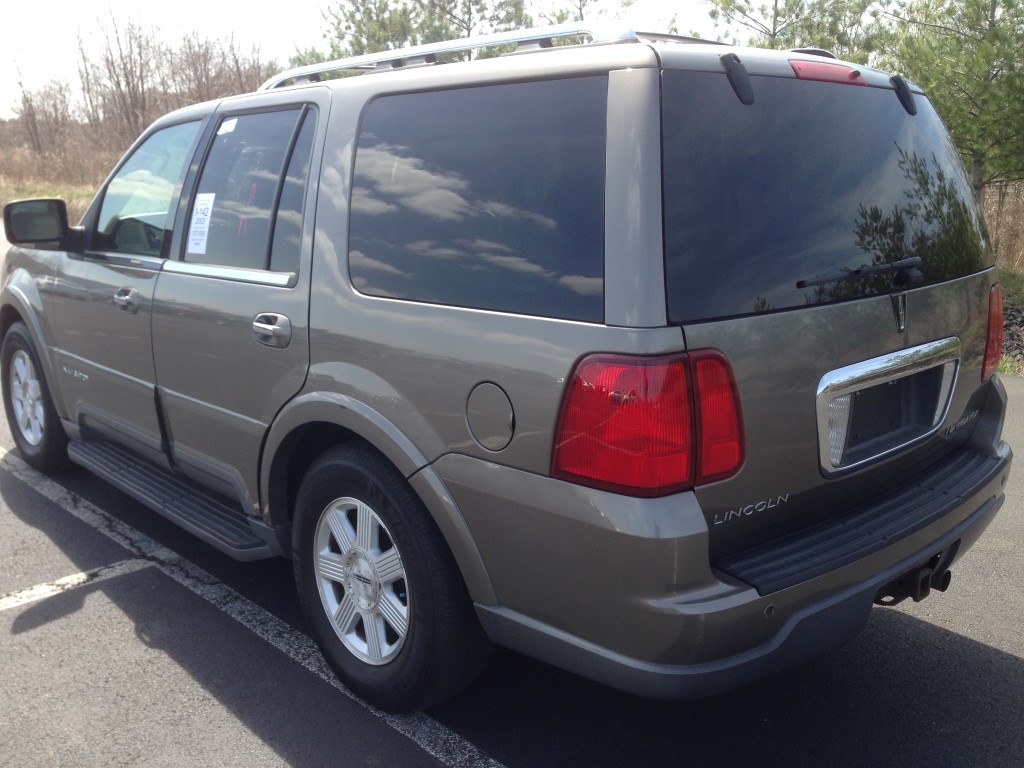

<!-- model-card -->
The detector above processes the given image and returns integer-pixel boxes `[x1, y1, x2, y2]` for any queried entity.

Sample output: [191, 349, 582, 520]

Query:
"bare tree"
[15, 78, 73, 155]
[75, 16, 165, 146]
[221, 36, 279, 93]
[165, 33, 277, 104]
[15, 78, 43, 154]
[104, 16, 161, 140]
[169, 33, 220, 106]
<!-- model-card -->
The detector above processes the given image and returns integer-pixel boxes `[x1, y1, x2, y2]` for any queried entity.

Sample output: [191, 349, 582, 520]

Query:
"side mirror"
[4, 199, 71, 246]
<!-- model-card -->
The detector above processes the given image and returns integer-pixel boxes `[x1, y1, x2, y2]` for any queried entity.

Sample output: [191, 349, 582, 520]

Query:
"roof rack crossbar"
[259, 24, 639, 90]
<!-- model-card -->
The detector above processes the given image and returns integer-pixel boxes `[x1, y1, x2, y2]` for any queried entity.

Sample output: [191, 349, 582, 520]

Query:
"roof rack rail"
[635, 31, 726, 47]
[259, 23, 641, 90]
[791, 47, 837, 59]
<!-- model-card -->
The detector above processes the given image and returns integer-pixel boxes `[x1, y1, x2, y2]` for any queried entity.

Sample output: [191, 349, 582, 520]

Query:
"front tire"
[293, 444, 490, 712]
[2, 322, 69, 472]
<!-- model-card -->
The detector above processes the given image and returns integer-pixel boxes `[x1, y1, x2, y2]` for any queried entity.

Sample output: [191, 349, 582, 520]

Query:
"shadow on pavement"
[0, 464, 441, 768]
[432, 595, 1023, 767]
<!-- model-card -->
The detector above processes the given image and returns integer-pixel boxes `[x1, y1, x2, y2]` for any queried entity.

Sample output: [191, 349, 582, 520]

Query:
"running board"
[67, 439, 281, 561]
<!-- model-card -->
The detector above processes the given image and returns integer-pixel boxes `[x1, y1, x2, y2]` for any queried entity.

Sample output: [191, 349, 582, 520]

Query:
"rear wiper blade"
[796, 257, 923, 289]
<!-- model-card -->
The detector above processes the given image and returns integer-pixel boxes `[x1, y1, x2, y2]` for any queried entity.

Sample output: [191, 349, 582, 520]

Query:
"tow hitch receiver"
[875, 555, 953, 606]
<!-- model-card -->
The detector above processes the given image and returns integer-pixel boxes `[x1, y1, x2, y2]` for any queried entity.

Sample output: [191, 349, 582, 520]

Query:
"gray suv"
[1, 25, 1013, 712]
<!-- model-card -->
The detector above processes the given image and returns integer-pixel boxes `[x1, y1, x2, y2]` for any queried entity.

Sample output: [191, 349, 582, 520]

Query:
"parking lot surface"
[1, 352, 1023, 766]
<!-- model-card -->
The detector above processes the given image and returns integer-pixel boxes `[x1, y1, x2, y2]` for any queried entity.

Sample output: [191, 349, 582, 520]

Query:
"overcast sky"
[1, 0, 719, 120]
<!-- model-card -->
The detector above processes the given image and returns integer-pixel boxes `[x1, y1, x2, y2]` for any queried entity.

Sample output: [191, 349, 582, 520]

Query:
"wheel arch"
[261, 391, 496, 604]
[0, 302, 23, 338]
[1, 279, 67, 421]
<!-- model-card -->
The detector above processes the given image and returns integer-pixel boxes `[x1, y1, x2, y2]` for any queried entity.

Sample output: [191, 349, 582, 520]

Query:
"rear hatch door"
[659, 56, 998, 561]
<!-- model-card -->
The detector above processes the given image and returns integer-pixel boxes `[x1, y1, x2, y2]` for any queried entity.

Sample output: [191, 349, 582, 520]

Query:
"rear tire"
[293, 443, 490, 712]
[2, 322, 69, 472]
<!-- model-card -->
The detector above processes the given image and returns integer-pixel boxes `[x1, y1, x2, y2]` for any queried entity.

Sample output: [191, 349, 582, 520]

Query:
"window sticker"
[217, 118, 238, 136]
[187, 192, 216, 254]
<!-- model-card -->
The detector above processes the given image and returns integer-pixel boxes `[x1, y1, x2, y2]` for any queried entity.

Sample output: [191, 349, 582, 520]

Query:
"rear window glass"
[662, 70, 991, 323]
[349, 77, 607, 322]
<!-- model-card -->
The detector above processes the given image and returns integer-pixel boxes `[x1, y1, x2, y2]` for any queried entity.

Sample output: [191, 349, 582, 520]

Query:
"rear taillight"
[552, 352, 744, 497]
[982, 283, 1004, 381]
[692, 351, 746, 484]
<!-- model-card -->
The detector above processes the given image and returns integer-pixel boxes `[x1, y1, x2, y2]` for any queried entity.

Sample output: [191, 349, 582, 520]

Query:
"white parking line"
[0, 445, 505, 768]
[0, 558, 153, 611]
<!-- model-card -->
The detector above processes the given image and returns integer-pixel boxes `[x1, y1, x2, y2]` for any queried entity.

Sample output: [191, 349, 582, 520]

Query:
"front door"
[41, 120, 203, 465]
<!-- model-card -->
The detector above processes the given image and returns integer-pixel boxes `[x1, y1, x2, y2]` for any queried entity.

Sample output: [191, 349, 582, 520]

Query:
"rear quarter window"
[348, 77, 607, 322]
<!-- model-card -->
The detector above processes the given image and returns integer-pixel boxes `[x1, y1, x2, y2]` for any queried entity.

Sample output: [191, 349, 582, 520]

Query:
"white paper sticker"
[217, 118, 238, 136]
[187, 192, 216, 255]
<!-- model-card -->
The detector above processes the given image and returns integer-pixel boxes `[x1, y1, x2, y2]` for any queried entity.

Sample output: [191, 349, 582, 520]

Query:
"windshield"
[662, 69, 991, 323]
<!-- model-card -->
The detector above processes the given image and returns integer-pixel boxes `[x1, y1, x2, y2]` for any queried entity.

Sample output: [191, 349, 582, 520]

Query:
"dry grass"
[985, 184, 1024, 273]
[0, 175, 101, 224]
[998, 356, 1023, 376]
[0, 132, 122, 224]
[998, 265, 1024, 377]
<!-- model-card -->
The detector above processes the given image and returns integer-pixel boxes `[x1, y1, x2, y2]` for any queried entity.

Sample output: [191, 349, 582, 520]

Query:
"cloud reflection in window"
[348, 77, 607, 322]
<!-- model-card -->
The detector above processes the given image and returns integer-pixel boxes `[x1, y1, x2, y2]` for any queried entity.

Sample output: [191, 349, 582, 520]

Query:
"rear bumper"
[439, 437, 1012, 699]
[477, 451, 1006, 698]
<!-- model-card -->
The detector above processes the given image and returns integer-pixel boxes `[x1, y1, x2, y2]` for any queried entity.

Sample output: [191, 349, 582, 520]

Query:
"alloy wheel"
[313, 496, 410, 665]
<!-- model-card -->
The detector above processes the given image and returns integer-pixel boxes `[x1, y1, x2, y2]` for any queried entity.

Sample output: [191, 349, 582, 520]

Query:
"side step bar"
[68, 439, 282, 561]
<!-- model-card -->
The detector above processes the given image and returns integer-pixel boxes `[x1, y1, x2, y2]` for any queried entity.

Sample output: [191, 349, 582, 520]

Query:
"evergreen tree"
[876, 0, 1024, 192]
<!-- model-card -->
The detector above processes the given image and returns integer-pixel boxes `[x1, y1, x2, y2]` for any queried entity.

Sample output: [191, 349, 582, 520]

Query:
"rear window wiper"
[796, 257, 923, 289]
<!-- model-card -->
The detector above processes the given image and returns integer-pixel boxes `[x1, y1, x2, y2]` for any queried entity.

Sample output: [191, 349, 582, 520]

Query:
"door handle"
[113, 287, 140, 314]
[253, 313, 292, 348]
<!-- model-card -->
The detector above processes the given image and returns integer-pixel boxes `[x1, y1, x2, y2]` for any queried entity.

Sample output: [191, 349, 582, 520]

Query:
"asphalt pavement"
[0, 236, 1022, 765]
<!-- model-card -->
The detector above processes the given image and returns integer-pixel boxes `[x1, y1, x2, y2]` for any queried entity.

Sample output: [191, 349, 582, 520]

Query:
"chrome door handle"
[113, 287, 140, 314]
[253, 313, 292, 348]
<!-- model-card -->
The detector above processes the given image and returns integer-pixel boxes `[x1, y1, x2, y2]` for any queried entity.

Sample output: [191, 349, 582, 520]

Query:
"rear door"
[658, 61, 996, 559]
[152, 90, 326, 512]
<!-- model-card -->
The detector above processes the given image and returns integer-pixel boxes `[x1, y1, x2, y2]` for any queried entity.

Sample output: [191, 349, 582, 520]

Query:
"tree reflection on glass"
[811, 146, 989, 304]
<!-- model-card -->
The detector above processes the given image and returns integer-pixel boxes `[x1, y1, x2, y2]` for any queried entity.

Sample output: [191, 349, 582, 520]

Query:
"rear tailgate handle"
[253, 313, 292, 348]
[113, 287, 140, 314]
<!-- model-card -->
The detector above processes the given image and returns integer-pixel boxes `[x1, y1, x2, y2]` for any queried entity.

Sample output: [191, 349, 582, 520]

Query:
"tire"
[293, 443, 491, 712]
[2, 322, 69, 472]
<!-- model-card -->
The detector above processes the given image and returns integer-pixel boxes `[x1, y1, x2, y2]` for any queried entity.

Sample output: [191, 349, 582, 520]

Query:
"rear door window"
[662, 70, 991, 323]
[185, 108, 315, 272]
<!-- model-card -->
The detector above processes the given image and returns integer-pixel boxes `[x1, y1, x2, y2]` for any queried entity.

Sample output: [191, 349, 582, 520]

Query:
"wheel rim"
[9, 349, 45, 447]
[313, 496, 410, 665]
